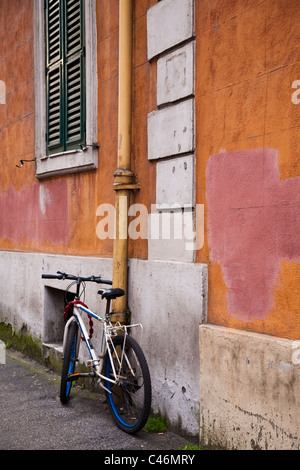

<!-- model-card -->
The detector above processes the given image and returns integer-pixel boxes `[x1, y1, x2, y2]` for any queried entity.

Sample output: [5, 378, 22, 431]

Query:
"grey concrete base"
[199, 324, 300, 450]
[129, 259, 207, 437]
[0, 251, 208, 438]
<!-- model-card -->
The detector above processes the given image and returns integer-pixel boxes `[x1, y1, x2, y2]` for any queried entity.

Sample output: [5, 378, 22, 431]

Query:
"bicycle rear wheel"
[104, 334, 151, 434]
[60, 320, 78, 404]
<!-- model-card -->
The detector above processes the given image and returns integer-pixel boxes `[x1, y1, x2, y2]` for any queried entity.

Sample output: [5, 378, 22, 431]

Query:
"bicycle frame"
[42, 271, 151, 434]
[63, 302, 142, 394]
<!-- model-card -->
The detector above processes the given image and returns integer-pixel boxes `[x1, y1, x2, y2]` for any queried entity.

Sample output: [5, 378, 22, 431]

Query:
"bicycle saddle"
[98, 288, 125, 300]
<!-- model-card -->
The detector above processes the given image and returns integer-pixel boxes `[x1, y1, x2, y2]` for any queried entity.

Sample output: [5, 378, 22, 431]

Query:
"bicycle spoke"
[104, 335, 151, 434]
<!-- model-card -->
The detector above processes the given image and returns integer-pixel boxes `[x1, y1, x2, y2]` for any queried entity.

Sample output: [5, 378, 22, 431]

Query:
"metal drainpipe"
[111, 0, 139, 324]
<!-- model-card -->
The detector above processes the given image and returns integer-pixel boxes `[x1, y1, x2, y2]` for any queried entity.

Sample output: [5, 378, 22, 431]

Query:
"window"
[34, 0, 97, 178]
[45, 0, 86, 155]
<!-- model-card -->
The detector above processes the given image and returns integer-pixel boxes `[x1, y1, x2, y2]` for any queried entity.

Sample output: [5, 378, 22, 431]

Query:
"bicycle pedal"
[67, 372, 96, 382]
[67, 373, 80, 382]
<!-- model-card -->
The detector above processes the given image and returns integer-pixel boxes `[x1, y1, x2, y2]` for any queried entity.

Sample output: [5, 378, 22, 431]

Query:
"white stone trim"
[148, 99, 195, 160]
[147, 0, 194, 60]
[157, 42, 195, 106]
[147, 0, 196, 263]
[156, 155, 195, 207]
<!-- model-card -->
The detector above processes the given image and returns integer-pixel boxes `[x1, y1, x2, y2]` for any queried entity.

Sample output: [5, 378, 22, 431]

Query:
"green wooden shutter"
[64, 0, 86, 150]
[45, 0, 86, 155]
[46, 0, 64, 154]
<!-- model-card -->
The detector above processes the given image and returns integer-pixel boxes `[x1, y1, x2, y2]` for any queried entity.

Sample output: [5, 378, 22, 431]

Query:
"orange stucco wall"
[0, 0, 299, 340]
[0, 0, 156, 259]
[195, 0, 300, 339]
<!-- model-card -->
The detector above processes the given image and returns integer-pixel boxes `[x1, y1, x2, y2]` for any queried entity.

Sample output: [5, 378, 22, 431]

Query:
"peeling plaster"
[0, 181, 71, 245]
[206, 148, 300, 320]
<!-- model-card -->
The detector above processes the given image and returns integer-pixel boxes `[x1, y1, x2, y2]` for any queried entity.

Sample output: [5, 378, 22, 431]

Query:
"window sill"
[36, 146, 98, 179]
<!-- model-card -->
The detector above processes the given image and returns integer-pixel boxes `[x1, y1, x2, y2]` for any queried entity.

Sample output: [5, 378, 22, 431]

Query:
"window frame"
[34, 0, 98, 178]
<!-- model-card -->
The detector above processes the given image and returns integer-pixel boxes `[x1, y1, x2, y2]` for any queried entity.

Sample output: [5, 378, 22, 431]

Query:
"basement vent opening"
[43, 286, 75, 352]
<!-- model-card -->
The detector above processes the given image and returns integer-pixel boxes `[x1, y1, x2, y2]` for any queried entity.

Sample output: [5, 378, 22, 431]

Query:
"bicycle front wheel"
[104, 334, 151, 434]
[60, 320, 78, 404]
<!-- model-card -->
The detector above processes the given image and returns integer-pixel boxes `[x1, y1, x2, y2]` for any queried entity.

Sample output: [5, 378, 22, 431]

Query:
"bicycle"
[41, 271, 152, 434]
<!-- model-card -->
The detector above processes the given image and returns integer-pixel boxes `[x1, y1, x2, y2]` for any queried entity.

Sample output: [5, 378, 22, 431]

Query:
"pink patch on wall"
[206, 148, 300, 320]
[0, 180, 71, 245]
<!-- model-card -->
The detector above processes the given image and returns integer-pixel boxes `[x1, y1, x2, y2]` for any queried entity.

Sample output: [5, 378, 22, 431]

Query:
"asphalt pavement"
[0, 348, 191, 452]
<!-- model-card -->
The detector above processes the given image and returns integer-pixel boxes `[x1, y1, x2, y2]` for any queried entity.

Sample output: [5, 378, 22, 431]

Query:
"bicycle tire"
[104, 334, 151, 434]
[60, 320, 78, 404]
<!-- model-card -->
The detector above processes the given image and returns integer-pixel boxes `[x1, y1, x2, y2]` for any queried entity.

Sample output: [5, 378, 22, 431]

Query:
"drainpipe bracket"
[113, 168, 140, 191]
[113, 183, 140, 191]
[114, 168, 134, 177]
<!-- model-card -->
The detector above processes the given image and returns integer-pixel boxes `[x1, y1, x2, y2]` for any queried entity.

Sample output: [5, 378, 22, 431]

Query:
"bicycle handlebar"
[42, 271, 112, 285]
